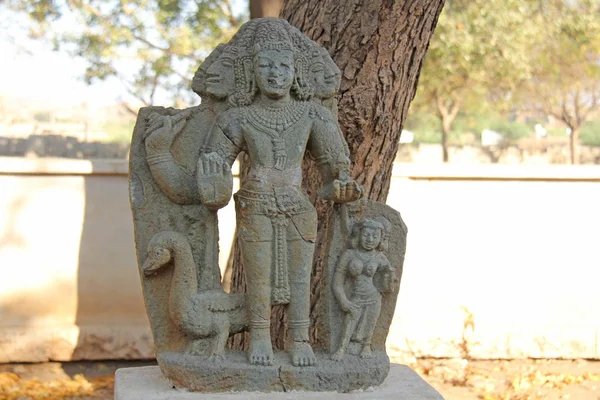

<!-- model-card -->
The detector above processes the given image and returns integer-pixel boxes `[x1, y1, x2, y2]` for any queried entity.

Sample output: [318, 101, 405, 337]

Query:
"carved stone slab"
[129, 17, 407, 393]
[318, 198, 408, 356]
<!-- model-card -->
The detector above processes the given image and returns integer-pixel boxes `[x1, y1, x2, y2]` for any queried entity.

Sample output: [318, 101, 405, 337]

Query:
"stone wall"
[0, 135, 129, 159]
[4, 136, 600, 166]
[397, 143, 600, 165]
[1, 158, 599, 362]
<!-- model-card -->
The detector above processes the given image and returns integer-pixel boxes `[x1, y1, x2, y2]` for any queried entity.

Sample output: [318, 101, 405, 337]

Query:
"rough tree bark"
[250, 0, 284, 18]
[227, 0, 445, 351]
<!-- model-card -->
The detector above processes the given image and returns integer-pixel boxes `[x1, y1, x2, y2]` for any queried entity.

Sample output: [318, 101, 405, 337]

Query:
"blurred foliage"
[405, 110, 533, 145]
[413, 0, 535, 115]
[580, 120, 600, 146]
[521, 0, 600, 162]
[5, 0, 245, 107]
[409, 0, 600, 161]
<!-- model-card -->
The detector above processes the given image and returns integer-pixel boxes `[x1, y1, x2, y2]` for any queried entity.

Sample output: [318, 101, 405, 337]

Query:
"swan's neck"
[167, 236, 198, 325]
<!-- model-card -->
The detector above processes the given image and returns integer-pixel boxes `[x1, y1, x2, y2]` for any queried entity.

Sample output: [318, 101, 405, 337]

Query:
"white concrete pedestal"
[114, 364, 444, 399]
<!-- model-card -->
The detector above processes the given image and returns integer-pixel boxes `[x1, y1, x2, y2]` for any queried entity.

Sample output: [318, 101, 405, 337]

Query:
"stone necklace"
[245, 100, 308, 170]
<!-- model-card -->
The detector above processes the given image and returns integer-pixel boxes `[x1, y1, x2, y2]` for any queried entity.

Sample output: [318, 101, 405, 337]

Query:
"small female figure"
[332, 217, 397, 360]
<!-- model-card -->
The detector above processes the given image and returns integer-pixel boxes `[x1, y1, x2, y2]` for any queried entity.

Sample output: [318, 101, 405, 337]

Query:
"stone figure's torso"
[217, 101, 322, 217]
[241, 101, 311, 191]
[348, 251, 383, 304]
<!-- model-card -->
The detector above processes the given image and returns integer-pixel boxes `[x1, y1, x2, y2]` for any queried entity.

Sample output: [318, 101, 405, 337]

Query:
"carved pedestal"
[115, 364, 445, 399]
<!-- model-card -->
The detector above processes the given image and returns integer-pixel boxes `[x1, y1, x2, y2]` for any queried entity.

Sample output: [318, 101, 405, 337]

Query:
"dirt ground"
[0, 358, 599, 399]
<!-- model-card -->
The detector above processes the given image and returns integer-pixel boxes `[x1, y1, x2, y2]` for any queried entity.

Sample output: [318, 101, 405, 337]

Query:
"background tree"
[522, 0, 600, 164]
[5, 0, 244, 111]
[411, 0, 534, 162]
[249, 0, 282, 18]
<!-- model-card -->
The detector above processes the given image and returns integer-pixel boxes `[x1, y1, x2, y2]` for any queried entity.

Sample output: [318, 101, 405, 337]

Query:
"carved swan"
[142, 231, 247, 358]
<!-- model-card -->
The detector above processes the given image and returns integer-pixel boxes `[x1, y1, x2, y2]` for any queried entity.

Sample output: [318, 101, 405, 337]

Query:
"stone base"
[115, 363, 445, 399]
[157, 351, 389, 392]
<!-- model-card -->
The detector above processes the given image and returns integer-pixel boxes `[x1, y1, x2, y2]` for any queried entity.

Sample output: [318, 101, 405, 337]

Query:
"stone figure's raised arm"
[197, 111, 245, 210]
[145, 110, 201, 205]
[205, 113, 246, 167]
[379, 254, 398, 293]
[307, 105, 363, 203]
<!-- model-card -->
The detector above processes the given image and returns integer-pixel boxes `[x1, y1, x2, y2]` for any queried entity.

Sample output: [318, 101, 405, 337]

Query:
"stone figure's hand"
[318, 178, 363, 203]
[197, 152, 233, 210]
[340, 300, 360, 316]
[145, 110, 192, 155]
[383, 270, 400, 293]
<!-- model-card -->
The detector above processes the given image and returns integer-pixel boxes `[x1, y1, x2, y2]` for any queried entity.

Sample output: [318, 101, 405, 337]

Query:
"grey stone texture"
[115, 364, 444, 399]
[129, 18, 407, 392]
[158, 351, 390, 392]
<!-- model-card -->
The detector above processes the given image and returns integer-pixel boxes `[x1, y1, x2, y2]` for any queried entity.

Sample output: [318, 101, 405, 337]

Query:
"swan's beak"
[142, 247, 171, 275]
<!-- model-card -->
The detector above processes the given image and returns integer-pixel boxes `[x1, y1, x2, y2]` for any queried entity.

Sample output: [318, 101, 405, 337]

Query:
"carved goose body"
[142, 231, 247, 349]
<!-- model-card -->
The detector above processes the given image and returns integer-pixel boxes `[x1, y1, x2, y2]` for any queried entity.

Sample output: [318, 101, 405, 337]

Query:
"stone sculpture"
[332, 216, 398, 361]
[129, 18, 407, 393]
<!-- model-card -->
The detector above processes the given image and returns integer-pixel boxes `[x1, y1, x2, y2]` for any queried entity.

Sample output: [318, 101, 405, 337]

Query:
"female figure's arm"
[333, 251, 358, 313]
[379, 254, 398, 293]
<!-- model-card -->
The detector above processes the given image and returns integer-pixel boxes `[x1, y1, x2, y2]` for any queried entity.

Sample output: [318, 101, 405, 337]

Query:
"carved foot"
[360, 345, 373, 358]
[331, 350, 345, 361]
[248, 338, 274, 366]
[291, 341, 316, 367]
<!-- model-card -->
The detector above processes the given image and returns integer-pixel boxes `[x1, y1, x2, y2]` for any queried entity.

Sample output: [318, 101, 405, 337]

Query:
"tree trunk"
[435, 95, 461, 164]
[441, 117, 450, 163]
[250, 0, 284, 18]
[569, 126, 580, 165]
[227, 0, 445, 350]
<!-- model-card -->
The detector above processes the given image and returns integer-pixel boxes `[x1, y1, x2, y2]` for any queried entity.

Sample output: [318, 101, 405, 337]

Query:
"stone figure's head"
[225, 19, 312, 105]
[308, 48, 341, 100]
[204, 45, 239, 99]
[192, 19, 341, 106]
[350, 217, 390, 252]
[192, 44, 225, 99]
[191, 21, 257, 103]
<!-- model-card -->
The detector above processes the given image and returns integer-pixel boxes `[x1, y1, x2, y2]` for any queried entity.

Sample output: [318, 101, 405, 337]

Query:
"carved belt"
[234, 187, 312, 216]
[246, 166, 302, 188]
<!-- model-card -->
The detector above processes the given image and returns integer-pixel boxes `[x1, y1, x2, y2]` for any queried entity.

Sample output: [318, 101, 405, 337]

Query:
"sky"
[0, 37, 134, 109]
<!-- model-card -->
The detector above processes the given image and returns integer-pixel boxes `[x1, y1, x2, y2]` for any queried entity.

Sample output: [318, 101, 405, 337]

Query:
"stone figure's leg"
[187, 339, 206, 356]
[358, 299, 382, 358]
[287, 211, 317, 367]
[332, 311, 360, 360]
[210, 315, 229, 361]
[239, 214, 274, 366]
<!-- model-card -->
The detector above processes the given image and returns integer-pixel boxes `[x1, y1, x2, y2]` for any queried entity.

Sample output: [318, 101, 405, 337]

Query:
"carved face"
[204, 51, 236, 99]
[254, 49, 295, 99]
[310, 56, 339, 99]
[360, 227, 381, 251]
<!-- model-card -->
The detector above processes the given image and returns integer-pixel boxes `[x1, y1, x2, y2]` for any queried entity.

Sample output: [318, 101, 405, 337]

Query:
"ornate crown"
[253, 20, 294, 53]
